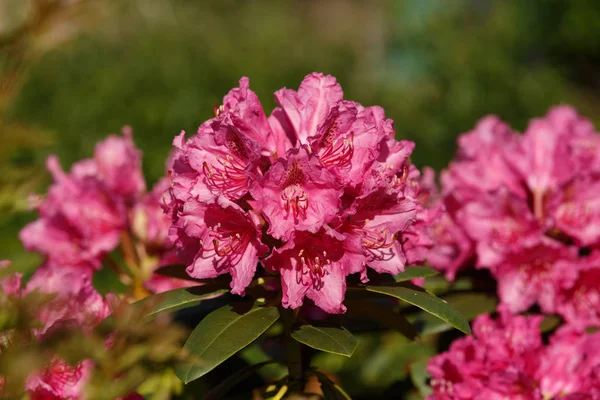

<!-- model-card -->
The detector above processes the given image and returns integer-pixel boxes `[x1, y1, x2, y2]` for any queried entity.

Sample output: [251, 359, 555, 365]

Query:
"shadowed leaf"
[292, 325, 357, 357]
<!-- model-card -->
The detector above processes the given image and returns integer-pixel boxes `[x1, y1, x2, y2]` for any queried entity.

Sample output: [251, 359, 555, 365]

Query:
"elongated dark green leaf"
[408, 292, 496, 336]
[177, 304, 279, 383]
[366, 285, 471, 335]
[345, 299, 419, 341]
[203, 361, 276, 400]
[137, 285, 229, 320]
[393, 266, 438, 282]
[291, 325, 357, 357]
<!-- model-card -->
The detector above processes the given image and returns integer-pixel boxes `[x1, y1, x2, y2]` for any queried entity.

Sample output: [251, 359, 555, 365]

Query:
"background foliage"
[1, 1, 600, 398]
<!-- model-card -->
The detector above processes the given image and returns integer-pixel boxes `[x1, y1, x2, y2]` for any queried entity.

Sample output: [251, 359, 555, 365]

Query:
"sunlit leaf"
[408, 292, 496, 336]
[137, 285, 229, 320]
[365, 285, 471, 335]
[176, 304, 279, 383]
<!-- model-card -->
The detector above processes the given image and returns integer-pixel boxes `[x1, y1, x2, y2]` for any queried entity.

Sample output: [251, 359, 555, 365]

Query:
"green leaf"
[291, 325, 357, 357]
[203, 361, 276, 400]
[409, 358, 432, 397]
[137, 285, 229, 320]
[408, 292, 496, 336]
[393, 266, 439, 282]
[365, 285, 471, 335]
[345, 299, 419, 341]
[176, 304, 279, 383]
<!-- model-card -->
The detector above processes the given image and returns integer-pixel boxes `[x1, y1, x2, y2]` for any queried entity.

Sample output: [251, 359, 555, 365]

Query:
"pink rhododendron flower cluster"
[427, 307, 600, 400]
[19, 129, 191, 296]
[427, 106, 600, 328]
[0, 265, 110, 400]
[165, 73, 431, 313]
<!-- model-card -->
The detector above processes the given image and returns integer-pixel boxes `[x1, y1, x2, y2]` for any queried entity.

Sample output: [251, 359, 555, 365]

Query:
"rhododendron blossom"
[20, 155, 126, 269]
[0, 265, 110, 400]
[164, 73, 431, 313]
[427, 307, 600, 400]
[25, 265, 111, 338]
[20, 129, 191, 296]
[429, 106, 600, 326]
[170, 196, 267, 295]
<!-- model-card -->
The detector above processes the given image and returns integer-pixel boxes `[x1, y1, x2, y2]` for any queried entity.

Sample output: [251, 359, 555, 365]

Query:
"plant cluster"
[2, 73, 599, 399]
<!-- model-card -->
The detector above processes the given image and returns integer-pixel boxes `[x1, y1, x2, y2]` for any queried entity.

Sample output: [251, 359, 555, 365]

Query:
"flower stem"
[279, 307, 305, 393]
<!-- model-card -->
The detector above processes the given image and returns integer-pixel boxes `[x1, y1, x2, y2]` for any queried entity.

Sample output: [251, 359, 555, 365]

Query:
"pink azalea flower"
[94, 127, 146, 203]
[250, 146, 342, 240]
[546, 105, 600, 174]
[20, 156, 126, 268]
[426, 206, 473, 281]
[427, 308, 544, 400]
[428, 305, 600, 400]
[362, 139, 415, 194]
[132, 178, 171, 247]
[494, 241, 579, 314]
[456, 190, 543, 269]
[25, 265, 111, 338]
[221, 77, 277, 157]
[263, 229, 348, 314]
[169, 117, 262, 203]
[441, 115, 523, 204]
[132, 178, 196, 294]
[25, 358, 94, 400]
[554, 251, 600, 329]
[307, 101, 391, 188]
[536, 326, 600, 398]
[20, 265, 110, 400]
[169, 196, 267, 295]
[0, 260, 22, 296]
[333, 186, 416, 279]
[164, 73, 431, 312]
[437, 105, 600, 312]
[267, 107, 296, 158]
[274, 72, 343, 145]
[551, 176, 600, 247]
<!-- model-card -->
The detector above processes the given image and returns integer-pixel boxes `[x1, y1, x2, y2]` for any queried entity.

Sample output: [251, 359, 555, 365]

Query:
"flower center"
[281, 185, 308, 219]
[199, 223, 250, 260]
[355, 220, 396, 250]
[202, 155, 248, 196]
[297, 249, 330, 289]
[319, 132, 354, 168]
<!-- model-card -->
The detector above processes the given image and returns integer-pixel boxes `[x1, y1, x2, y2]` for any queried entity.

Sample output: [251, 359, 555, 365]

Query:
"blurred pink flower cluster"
[0, 261, 110, 399]
[19, 129, 190, 295]
[426, 106, 600, 329]
[427, 307, 600, 400]
[165, 73, 431, 313]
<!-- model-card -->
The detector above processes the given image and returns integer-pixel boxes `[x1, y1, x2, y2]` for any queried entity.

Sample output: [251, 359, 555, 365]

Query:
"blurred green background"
[1, 0, 600, 286]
